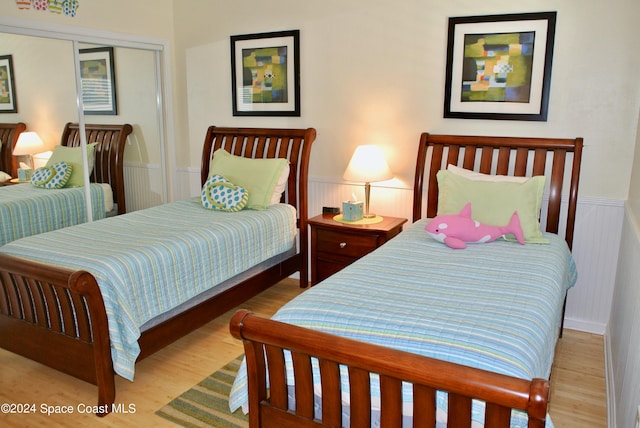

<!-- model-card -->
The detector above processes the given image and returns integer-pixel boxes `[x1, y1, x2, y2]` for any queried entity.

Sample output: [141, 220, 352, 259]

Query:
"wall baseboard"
[564, 318, 606, 335]
[605, 326, 615, 428]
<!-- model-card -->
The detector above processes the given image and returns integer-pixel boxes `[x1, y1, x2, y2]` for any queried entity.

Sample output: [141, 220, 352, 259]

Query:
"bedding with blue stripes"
[0, 183, 106, 246]
[0, 199, 297, 381]
[229, 218, 577, 427]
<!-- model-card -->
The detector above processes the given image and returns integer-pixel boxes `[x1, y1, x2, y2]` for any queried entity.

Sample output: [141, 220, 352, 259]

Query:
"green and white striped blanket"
[0, 199, 297, 381]
[0, 183, 105, 245]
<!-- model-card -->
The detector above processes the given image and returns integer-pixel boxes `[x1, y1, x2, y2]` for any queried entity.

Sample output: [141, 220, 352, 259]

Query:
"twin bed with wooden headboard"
[229, 133, 583, 428]
[0, 122, 132, 246]
[0, 127, 581, 426]
[0, 126, 316, 415]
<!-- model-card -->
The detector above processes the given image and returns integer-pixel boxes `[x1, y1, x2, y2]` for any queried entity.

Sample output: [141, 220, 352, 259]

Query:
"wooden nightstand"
[309, 214, 407, 285]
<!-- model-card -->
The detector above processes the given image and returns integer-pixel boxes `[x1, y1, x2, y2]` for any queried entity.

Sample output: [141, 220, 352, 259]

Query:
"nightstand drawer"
[309, 214, 407, 285]
[315, 229, 378, 259]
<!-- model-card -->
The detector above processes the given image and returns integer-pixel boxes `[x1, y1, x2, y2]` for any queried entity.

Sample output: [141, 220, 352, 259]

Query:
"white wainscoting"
[606, 207, 640, 428]
[123, 163, 164, 212]
[175, 171, 624, 335]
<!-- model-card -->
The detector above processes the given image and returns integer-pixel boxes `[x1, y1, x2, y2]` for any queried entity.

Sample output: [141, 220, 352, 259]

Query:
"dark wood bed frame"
[230, 133, 583, 428]
[0, 126, 316, 416]
[60, 122, 133, 215]
[0, 122, 27, 179]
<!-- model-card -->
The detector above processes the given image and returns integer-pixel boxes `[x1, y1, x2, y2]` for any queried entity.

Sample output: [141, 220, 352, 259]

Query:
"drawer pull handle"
[339, 242, 347, 248]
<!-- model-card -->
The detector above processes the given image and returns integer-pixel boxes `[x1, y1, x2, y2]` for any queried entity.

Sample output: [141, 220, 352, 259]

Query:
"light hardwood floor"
[0, 279, 607, 427]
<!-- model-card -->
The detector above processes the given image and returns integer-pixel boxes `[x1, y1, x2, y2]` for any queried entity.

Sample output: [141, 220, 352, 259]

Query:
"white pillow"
[270, 163, 290, 205]
[447, 164, 531, 183]
[0, 171, 11, 183]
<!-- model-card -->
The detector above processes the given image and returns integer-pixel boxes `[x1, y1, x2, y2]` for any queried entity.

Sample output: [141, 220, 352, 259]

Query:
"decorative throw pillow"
[436, 169, 548, 244]
[201, 174, 249, 212]
[45, 143, 98, 187]
[31, 161, 73, 189]
[208, 149, 288, 210]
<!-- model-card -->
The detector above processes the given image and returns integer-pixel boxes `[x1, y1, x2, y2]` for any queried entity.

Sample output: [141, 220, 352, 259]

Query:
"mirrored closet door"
[0, 24, 169, 222]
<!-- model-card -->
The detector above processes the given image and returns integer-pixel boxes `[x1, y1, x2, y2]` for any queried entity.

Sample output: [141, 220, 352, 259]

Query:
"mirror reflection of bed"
[0, 30, 168, 215]
[0, 122, 132, 246]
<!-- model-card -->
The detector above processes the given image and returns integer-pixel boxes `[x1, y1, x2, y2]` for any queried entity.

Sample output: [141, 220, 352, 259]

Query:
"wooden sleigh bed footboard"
[230, 310, 550, 428]
[0, 126, 316, 415]
[0, 254, 115, 411]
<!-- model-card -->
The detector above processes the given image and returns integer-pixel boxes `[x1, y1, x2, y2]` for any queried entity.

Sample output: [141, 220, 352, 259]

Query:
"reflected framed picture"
[0, 55, 17, 113]
[79, 47, 117, 115]
[444, 12, 556, 121]
[230, 30, 300, 116]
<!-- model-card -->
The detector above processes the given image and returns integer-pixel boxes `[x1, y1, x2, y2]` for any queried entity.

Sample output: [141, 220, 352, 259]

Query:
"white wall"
[607, 111, 640, 427]
[172, 0, 640, 336]
[174, 0, 640, 201]
[608, 208, 640, 428]
[0, 33, 77, 147]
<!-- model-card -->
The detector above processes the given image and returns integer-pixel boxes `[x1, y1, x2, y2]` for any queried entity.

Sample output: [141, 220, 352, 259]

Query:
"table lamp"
[343, 145, 393, 218]
[13, 132, 46, 181]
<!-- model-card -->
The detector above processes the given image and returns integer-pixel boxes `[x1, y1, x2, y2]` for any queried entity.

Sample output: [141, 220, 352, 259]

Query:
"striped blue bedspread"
[0, 183, 105, 246]
[229, 218, 577, 427]
[0, 199, 297, 381]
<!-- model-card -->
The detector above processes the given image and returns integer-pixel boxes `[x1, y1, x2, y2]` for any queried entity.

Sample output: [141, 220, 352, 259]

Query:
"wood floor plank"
[0, 279, 607, 427]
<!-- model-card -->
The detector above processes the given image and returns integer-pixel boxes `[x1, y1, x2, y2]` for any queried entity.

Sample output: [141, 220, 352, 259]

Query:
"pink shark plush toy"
[425, 203, 525, 249]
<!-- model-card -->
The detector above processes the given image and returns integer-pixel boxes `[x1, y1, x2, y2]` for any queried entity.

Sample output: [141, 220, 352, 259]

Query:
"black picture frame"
[79, 47, 118, 115]
[230, 30, 300, 116]
[0, 55, 17, 113]
[444, 12, 556, 121]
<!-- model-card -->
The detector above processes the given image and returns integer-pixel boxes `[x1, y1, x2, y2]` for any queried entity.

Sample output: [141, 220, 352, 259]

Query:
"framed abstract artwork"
[230, 30, 300, 116]
[0, 55, 17, 113]
[79, 47, 117, 115]
[444, 12, 556, 121]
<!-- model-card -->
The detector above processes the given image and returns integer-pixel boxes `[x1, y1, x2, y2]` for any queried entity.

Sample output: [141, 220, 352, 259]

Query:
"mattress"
[229, 218, 577, 426]
[0, 183, 109, 245]
[0, 199, 297, 380]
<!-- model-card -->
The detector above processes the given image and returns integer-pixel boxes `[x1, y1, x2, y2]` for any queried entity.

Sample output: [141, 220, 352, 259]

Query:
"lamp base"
[363, 213, 377, 219]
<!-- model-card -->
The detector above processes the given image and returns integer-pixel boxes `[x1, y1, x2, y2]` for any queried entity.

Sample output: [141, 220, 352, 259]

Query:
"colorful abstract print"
[461, 32, 534, 103]
[241, 46, 288, 103]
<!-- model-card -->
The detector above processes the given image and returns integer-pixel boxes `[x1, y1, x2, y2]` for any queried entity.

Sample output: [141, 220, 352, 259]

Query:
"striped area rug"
[156, 355, 248, 427]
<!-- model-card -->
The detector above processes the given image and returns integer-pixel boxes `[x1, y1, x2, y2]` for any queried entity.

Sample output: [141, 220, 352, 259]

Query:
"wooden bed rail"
[0, 253, 115, 416]
[230, 310, 550, 428]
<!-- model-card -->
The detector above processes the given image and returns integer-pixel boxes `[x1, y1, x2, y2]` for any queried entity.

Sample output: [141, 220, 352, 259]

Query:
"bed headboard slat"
[413, 133, 583, 249]
[0, 122, 27, 178]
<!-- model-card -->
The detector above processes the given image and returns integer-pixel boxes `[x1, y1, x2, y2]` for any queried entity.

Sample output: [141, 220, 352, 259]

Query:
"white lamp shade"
[343, 145, 393, 183]
[13, 132, 46, 156]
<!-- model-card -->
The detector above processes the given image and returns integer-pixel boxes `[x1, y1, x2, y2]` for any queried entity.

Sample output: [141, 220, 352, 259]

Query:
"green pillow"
[208, 149, 288, 210]
[45, 143, 98, 187]
[436, 169, 548, 243]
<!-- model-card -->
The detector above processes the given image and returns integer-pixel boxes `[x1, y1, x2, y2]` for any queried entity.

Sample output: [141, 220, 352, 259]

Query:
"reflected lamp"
[13, 131, 46, 170]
